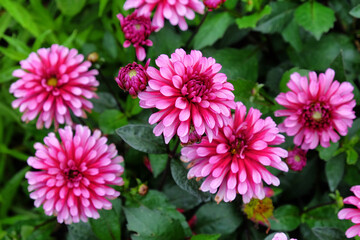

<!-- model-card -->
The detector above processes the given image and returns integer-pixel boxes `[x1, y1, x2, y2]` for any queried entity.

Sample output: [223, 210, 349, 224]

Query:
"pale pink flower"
[204, 0, 225, 10]
[338, 186, 360, 238]
[115, 59, 150, 97]
[286, 147, 307, 171]
[138, 48, 236, 144]
[181, 102, 288, 203]
[123, 0, 204, 31]
[117, 12, 155, 61]
[26, 125, 124, 224]
[10, 44, 99, 130]
[272, 232, 297, 240]
[275, 68, 356, 150]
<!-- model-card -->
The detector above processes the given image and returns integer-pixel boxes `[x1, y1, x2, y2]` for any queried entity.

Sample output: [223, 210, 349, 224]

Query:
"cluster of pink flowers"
[10, 44, 99, 129]
[338, 186, 360, 238]
[26, 125, 124, 224]
[286, 147, 307, 171]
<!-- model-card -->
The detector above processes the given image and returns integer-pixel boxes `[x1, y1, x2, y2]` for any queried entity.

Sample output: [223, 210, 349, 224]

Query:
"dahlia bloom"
[10, 44, 99, 129]
[115, 60, 150, 97]
[138, 48, 236, 144]
[181, 102, 288, 203]
[204, 0, 225, 10]
[338, 186, 360, 238]
[117, 12, 155, 61]
[26, 125, 124, 224]
[272, 232, 297, 240]
[123, 0, 204, 31]
[275, 68, 356, 150]
[286, 147, 307, 171]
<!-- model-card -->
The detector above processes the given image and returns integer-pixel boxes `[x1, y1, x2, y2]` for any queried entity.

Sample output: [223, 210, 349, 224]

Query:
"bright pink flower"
[275, 68, 356, 150]
[181, 102, 288, 203]
[272, 232, 297, 240]
[117, 12, 155, 61]
[26, 125, 124, 224]
[138, 48, 236, 144]
[204, 0, 225, 10]
[123, 0, 204, 31]
[286, 147, 307, 171]
[115, 60, 150, 97]
[338, 186, 360, 238]
[10, 44, 99, 130]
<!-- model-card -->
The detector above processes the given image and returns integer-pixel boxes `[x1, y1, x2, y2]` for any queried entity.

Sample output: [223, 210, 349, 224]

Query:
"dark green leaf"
[194, 202, 242, 234]
[282, 19, 302, 52]
[148, 154, 168, 178]
[116, 124, 167, 154]
[312, 227, 344, 240]
[346, 148, 358, 165]
[67, 222, 98, 240]
[0, 13, 12, 39]
[99, 109, 128, 134]
[125, 95, 143, 117]
[124, 206, 185, 240]
[269, 205, 301, 231]
[325, 153, 345, 191]
[170, 159, 211, 201]
[163, 182, 202, 210]
[236, 5, 272, 29]
[103, 31, 118, 60]
[99, 0, 109, 17]
[317, 142, 339, 161]
[89, 199, 121, 240]
[92, 92, 118, 113]
[55, 0, 86, 16]
[295, 2, 335, 40]
[350, 4, 360, 18]
[191, 234, 221, 240]
[193, 12, 234, 49]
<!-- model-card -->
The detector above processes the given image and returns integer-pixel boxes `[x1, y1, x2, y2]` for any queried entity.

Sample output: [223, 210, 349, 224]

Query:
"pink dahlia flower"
[204, 0, 225, 10]
[338, 186, 360, 238]
[181, 102, 288, 203]
[272, 232, 297, 240]
[26, 125, 124, 224]
[10, 44, 99, 130]
[275, 68, 356, 150]
[286, 147, 307, 171]
[117, 12, 155, 61]
[123, 0, 204, 31]
[115, 59, 150, 97]
[138, 48, 236, 144]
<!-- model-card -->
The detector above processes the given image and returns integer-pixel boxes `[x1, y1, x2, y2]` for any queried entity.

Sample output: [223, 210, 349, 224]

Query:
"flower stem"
[185, 11, 209, 49]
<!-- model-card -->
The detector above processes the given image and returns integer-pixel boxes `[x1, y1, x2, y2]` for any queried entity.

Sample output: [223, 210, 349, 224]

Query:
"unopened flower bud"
[87, 52, 99, 63]
[286, 147, 307, 171]
[138, 184, 149, 196]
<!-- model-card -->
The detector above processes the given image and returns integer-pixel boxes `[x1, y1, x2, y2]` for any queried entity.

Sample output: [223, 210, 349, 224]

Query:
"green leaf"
[194, 202, 242, 234]
[350, 4, 360, 18]
[1, 0, 41, 36]
[163, 182, 202, 210]
[346, 148, 358, 165]
[269, 205, 301, 231]
[103, 31, 118, 60]
[99, 0, 109, 17]
[2, 35, 31, 55]
[295, 2, 335, 40]
[191, 234, 221, 240]
[282, 19, 302, 52]
[116, 124, 167, 154]
[170, 159, 211, 201]
[125, 95, 143, 117]
[89, 199, 122, 240]
[55, 0, 86, 16]
[32, 30, 53, 51]
[0, 144, 28, 161]
[148, 154, 168, 178]
[92, 92, 118, 113]
[99, 109, 128, 134]
[312, 227, 344, 240]
[255, 1, 297, 33]
[236, 5, 272, 29]
[0, 66, 20, 84]
[124, 206, 185, 240]
[325, 153, 345, 191]
[0, 46, 29, 61]
[67, 222, 98, 240]
[0, 13, 12, 40]
[317, 142, 339, 161]
[0, 166, 30, 217]
[203, 46, 258, 81]
[193, 12, 234, 50]
[62, 30, 78, 48]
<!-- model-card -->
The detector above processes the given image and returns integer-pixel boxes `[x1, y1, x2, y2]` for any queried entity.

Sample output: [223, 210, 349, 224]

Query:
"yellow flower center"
[135, 24, 141, 30]
[47, 77, 58, 87]
[312, 111, 322, 121]
[294, 155, 301, 162]
[128, 69, 137, 78]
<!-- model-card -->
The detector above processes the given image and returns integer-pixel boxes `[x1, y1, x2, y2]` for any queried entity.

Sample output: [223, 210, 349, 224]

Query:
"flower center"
[294, 155, 301, 162]
[128, 69, 137, 78]
[46, 77, 58, 87]
[181, 74, 211, 102]
[230, 137, 247, 159]
[134, 24, 141, 30]
[64, 168, 82, 182]
[302, 102, 331, 130]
